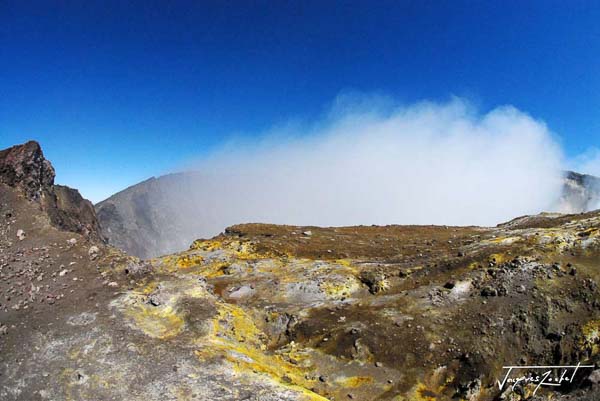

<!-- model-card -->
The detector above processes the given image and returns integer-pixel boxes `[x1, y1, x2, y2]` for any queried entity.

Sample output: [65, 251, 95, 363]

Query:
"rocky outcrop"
[0, 140, 55, 201]
[0, 141, 102, 239]
[51, 184, 101, 237]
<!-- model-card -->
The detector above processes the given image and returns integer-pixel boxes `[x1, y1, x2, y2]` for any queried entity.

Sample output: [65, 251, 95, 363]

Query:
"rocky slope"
[1, 141, 600, 400]
[95, 170, 600, 259]
[95, 172, 206, 259]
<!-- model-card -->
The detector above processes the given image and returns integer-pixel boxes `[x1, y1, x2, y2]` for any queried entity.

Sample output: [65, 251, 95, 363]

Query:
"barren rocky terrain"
[1, 141, 600, 400]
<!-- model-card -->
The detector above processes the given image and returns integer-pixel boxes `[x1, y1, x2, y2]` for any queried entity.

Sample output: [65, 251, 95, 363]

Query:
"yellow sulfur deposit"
[124, 304, 185, 339]
[581, 319, 600, 356]
[176, 254, 204, 268]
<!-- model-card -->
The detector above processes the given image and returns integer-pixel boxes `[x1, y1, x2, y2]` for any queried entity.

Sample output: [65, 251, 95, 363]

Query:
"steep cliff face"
[0, 141, 102, 239]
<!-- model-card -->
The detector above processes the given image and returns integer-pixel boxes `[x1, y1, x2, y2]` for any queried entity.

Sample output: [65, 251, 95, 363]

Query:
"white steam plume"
[175, 97, 565, 235]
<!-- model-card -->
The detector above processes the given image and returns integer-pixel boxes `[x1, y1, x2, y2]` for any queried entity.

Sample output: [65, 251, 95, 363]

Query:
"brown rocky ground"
[1, 141, 600, 401]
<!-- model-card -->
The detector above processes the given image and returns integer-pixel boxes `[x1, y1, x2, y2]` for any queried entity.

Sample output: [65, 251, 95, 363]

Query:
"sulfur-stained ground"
[1, 182, 600, 400]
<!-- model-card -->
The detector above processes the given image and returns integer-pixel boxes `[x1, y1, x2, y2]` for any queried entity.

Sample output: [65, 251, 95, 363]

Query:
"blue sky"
[1, 1, 600, 202]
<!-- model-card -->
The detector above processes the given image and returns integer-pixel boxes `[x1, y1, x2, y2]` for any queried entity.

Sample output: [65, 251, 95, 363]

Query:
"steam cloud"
[176, 97, 565, 236]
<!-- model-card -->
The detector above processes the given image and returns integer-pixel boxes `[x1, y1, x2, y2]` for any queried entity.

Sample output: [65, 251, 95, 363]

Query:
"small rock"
[59, 269, 68, 277]
[88, 246, 100, 259]
[16, 229, 25, 241]
[302, 230, 312, 236]
[318, 375, 328, 382]
[67, 238, 77, 245]
[148, 295, 161, 307]
[107, 281, 118, 287]
[229, 285, 255, 299]
[0, 324, 7, 335]
[375, 361, 383, 367]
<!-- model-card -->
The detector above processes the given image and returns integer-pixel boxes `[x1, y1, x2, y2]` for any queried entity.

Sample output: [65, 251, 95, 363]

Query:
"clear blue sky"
[1, 1, 599, 202]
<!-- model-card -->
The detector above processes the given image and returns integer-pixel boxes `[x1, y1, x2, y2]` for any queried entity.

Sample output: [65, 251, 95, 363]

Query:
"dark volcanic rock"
[0, 141, 102, 239]
[51, 184, 101, 237]
[0, 140, 55, 201]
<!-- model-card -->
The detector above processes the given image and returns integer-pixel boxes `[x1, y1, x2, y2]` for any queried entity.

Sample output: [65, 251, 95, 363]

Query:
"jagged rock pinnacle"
[0, 140, 55, 201]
